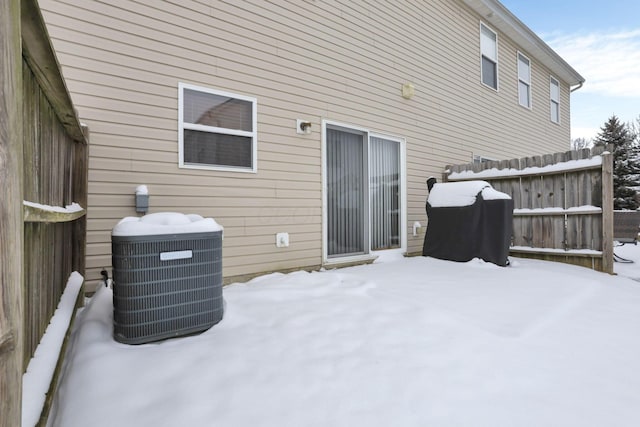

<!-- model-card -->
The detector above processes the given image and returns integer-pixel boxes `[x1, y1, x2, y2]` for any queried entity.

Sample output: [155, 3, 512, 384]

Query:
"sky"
[500, 0, 640, 141]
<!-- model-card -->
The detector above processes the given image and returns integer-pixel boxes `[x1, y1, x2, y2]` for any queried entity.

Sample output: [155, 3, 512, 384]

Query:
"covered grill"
[422, 180, 513, 266]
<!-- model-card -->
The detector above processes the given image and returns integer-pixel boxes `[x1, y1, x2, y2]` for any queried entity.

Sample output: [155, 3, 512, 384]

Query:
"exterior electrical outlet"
[276, 232, 289, 248]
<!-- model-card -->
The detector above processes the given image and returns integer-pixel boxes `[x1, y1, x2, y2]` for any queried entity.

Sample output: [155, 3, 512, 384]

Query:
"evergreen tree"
[629, 115, 640, 145]
[593, 115, 640, 210]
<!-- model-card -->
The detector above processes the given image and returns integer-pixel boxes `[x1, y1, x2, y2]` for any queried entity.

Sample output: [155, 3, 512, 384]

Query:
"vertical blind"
[327, 128, 401, 257]
[327, 128, 366, 257]
[370, 137, 400, 250]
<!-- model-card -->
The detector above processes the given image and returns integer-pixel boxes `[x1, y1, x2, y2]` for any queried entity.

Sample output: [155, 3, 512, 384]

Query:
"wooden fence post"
[601, 152, 614, 274]
[0, 0, 24, 425]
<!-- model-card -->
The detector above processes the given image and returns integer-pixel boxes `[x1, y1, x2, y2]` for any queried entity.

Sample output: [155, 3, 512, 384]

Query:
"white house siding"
[39, 0, 577, 289]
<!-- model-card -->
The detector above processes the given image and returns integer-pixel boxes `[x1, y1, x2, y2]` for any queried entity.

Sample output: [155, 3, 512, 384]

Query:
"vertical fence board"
[601, 152, 614, 273]
[22, 60, 36, 368]
[529, 157, 544, 247]
[511, 175, 523, 247]
[590, 170, 603, 251]
[540, 155, 557, 248]
[554, 175, 566, 249]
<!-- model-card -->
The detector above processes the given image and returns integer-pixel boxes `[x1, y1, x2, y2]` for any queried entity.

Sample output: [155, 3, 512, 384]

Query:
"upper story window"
[179, 82, 257, 172]
[480, 23, 498, 90]
[517, 52, 532, 108]
[550, 77, 560, 123]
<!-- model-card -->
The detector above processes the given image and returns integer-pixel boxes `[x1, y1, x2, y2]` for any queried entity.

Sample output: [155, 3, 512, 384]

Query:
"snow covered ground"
[47, 249, 640, 426]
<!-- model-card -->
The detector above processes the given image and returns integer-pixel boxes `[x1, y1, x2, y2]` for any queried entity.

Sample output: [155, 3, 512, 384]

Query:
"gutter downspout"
[570, 81, 584, 93]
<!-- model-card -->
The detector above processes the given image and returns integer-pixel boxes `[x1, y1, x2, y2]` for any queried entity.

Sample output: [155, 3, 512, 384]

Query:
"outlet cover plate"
[276, 232, 289, 248]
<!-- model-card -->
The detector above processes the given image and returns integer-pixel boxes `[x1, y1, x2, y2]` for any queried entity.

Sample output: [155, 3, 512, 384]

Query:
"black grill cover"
[422, 182, 514, 266]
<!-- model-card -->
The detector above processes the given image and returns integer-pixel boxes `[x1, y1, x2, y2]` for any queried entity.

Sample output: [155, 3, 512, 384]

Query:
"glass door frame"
[321, 119, 407, 265]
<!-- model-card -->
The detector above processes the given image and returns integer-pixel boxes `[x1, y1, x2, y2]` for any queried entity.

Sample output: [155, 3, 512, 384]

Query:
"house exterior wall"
[39, 0, 576, 288]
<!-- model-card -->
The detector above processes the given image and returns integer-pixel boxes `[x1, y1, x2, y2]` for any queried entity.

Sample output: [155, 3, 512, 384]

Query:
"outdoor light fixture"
[402, 83, 415, 99]
[296, 119, 312, 134]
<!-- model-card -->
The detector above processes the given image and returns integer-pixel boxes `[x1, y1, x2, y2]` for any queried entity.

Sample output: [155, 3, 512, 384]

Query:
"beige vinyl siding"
[40, 0, 574, 288]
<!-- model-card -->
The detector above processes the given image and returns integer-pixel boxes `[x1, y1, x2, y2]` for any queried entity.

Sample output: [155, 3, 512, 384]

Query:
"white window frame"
[517, 52, 532, 109]
[550, 76, 560, 124]
[480, 22, 499, 91]
[178, 82, 258, 173]
[321, 120, 407, 265]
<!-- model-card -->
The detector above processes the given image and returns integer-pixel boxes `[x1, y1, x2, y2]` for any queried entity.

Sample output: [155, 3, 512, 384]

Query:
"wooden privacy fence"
[22, 60, 89, 372]
[444, 146, 613, 273]
[1, 1, 88, 426]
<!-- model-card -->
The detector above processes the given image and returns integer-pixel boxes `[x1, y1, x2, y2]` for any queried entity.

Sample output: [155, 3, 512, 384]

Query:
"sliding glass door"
[326, 127, 367, 257]
[370, 136, 400, 251]
[326, 125, 403, 259]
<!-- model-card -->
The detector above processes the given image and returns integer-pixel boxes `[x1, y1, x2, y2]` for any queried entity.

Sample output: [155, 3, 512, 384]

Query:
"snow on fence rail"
[444, 146, 614, 274]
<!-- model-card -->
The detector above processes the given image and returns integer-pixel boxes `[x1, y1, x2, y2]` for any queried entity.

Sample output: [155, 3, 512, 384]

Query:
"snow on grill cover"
[422, 181, 513, 266]
[111, 212, 224, 344]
